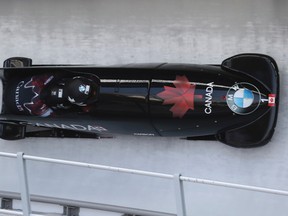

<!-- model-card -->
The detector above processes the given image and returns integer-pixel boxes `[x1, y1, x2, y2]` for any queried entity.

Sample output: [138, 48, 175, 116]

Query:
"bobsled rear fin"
[221, 54, 279, 92]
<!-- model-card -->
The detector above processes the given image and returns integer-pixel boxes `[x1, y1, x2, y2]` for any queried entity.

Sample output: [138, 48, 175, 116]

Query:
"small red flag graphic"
[268, 94, 276, 107]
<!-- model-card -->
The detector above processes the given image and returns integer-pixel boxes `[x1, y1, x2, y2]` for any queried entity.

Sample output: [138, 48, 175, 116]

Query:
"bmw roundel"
[233, 88, 254, 108]
[226, 82, 261, 115]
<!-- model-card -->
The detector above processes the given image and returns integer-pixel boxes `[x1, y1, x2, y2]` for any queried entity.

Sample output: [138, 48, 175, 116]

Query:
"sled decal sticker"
[156, 75, 202, 118]
[34, 122, 108, 132]
[14, 75, 54, 116]
[226, 82, 261, 115]
[268, 94, 276, 107]
[15, 81, 25, 112]
[204, 82, 214, 115]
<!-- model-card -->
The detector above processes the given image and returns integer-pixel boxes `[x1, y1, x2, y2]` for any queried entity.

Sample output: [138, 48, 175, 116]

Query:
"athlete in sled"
[4, 74, 99, 117]
[0, 54, 279, 148]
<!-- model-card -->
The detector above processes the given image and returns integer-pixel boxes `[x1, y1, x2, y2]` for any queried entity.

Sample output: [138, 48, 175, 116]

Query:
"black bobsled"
[0, 54, 279, 148]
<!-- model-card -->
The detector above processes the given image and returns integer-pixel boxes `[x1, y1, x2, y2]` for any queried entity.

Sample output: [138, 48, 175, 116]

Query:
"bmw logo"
[226, 82, 261, 115]
[233, 88, 254, 108]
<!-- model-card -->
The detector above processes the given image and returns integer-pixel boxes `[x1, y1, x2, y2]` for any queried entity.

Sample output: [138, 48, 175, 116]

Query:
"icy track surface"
[0, 0, 288, 215]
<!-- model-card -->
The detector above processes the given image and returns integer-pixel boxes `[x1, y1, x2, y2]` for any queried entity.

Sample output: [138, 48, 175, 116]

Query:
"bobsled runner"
[0, 54, 279, 148]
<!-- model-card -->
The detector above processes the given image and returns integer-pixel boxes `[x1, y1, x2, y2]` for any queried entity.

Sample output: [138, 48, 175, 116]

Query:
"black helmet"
[65, 77, 98, 106]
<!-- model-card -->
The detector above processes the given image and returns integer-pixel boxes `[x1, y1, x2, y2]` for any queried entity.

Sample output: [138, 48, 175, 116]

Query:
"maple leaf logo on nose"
[157, 75, 202, 118]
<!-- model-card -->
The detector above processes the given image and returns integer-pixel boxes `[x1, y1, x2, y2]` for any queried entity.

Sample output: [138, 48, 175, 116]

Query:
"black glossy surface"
[0, 54, 279, 147]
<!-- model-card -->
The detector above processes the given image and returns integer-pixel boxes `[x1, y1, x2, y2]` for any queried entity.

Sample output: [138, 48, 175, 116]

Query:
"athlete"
[4, 74, 99, 117]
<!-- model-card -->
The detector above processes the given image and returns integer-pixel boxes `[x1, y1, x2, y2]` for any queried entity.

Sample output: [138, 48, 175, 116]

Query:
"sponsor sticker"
[226, 82, 261, 115]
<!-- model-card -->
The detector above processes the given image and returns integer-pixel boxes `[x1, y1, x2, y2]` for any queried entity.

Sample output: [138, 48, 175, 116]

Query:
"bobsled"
[0, 54, 279, 148]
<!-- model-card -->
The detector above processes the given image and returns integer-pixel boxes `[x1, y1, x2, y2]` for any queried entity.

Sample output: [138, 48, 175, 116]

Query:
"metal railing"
[0, 151, 288, 216]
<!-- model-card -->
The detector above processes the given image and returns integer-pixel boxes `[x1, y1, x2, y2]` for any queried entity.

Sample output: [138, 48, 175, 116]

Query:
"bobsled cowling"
[218, 54, 279, 147]
[0, 54, 279, 148]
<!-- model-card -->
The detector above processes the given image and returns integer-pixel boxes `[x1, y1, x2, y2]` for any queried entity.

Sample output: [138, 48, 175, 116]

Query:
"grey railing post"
[17, 152, 31, 216]
[174, 174, 186, 216]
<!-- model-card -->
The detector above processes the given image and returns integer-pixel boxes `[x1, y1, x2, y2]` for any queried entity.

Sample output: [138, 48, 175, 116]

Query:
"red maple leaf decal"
[157, 75, 202, 118]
